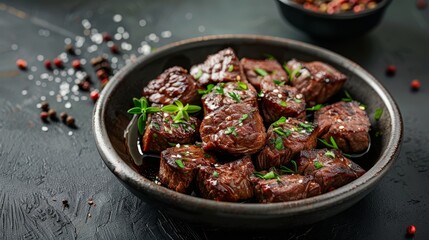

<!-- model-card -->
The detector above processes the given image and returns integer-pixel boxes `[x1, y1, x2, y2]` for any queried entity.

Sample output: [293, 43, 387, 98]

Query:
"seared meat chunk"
[201, 81, 257, 114]
[200, 103, 266, 155]
[297, 149, 366, 192]
[240, 58, 288, 91]
[142, 112, 200, 153]
[190, 48, 242, 85]
[159, 145, 216, 193]
[253, 174, 321, 203]
[256, 117, 318, 170]
[315, 101, 370, 153]
[285, 59, 346, 106]
[197, 155, 255, 202]
[261, 84, 306, 124]
[142, 66, 200, 105]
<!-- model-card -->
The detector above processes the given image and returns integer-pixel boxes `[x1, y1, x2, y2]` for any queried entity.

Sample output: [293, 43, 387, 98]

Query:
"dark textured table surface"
[1, 0, 428, 239]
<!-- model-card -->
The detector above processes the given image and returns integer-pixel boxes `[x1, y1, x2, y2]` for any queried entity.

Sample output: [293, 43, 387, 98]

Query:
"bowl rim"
[93, 34, 402, 216]
[277, 0, 392, 19]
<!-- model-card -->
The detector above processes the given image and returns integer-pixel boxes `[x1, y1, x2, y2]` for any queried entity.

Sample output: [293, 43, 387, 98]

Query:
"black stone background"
[0, 0, 428, 239]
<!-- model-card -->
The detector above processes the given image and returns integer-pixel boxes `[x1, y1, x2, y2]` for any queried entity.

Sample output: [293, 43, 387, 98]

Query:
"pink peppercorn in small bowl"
[276, 0, 392, 38]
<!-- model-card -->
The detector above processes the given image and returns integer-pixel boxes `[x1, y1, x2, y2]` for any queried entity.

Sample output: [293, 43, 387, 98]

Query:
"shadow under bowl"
[276, 0, 392, 38]
[93, 35, 402, 229]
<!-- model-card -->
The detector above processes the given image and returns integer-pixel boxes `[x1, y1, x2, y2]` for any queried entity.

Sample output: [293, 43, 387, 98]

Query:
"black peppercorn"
[65, 44, 76, 55]
[66, 116, 75, 127]
[60, 112, 68, 122]
[40, 101, 49, 111]
[48, 109, 57, 120]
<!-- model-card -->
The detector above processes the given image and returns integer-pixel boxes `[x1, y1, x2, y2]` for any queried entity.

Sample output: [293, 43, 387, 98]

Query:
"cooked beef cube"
[201, 81, 258, 114]
[142, 112, 200, 153]
[315, 101, 370, 153]
[256, 118, 318, 170]
[142, 66, 200, 105]
[285, 59, 346, 106]
[297, 149, 366, 192]
[253, 174, 321, 203]
[200, 103, 266, 155]
[197, 155, 255, 202]
[261, 85, 306, 124]
[240, 58, 288, 91]
[190, 48, 242, 85]
[159, 145, 216, 193]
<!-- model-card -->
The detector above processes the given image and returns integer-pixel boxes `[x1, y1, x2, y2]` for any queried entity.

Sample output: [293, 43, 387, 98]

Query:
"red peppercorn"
[417, 0, 427, 9]
[407, 225, 416, 235]
[96, 69, 108, 80]
[102, 32, 112, 42]
[72, 60, 81, 69]
[44, 59, 52, 70]
[40, 111, 49, 121]
[16, 59, 27, 70]
[386, 65, 396, 76]
[90, 90, 100, 102]
[411, 79, 421, 91]
[110, 44, 120, 54]
[54, 58, 63, 68]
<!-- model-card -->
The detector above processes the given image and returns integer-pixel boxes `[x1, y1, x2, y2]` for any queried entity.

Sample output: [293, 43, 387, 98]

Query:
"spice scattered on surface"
[62, 199, 69, 208]
[386, 65, 396, 76]
[110, 44, 120, 54]
[44, 59, 52, 70]
[72, 60, 81, 69]
[54, 58, 63, 68]
[48, 109, 57, 120]
[411, 79, 421, 91]
[407, 225, 416, 235]
[66, 116, 76, 127]
[102, 32, 112, 41]
[40, 111, 49, 121]
[40, 101, 50, 111]
[16, 59, 27, 70]
[90, 90, 100, 102]
[60, 112, 68, 122]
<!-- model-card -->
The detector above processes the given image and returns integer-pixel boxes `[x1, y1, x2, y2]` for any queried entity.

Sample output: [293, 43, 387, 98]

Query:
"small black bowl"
[276, 0, 392, 38]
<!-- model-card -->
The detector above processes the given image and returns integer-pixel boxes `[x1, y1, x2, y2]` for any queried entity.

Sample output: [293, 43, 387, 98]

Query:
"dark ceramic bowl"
[276, 0, 392, 38]
[93, 35, 402, 229]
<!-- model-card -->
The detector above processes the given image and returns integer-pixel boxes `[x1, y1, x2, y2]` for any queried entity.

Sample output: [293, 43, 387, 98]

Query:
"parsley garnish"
[298, 122, 314, 132]
[306, 104, 324, 111]
[225, 127, 238, 137]
[198, 84, 215, 95]
[161, 100, 201, 123]
[289, 66, 301, 81]
[274, 136, 284, 150]
[253, 171, 280, 180]
[325, 150, 335, 158]
[374, 108, 383, 121]
[272, 116, 287, 127]
[215, 85, 224, 94]
[273, 127, 291, 137]
[257, 91, 264, 98]
[318, 137, 351, 157]
[283, 64, 292, 75]
[254, 68, 268, 76]
[239, 114, 249, 123]
[236, 81, 248, 90]
[194, 68, 203, 80]
[273, 79, 285, 86]
[175, 159, 185, 169]
[342, 91, 353, 102]
[313, 161, 324, 169]
[279, 100, 287, 107]
[228, 65, 234, 72]
[213, 171, 219, 177]
[280, 160, 297, 174]
[228, 92, 241, 102]
[127, 97, 161, 135]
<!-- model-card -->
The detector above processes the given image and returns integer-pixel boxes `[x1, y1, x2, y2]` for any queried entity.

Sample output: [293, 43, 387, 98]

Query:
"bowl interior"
[93, 35, 402, 227]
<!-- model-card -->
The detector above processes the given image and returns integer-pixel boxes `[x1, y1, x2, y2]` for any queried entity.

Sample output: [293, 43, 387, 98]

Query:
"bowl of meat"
[93, 35, 402, 229]
[276, 0, 392, 38]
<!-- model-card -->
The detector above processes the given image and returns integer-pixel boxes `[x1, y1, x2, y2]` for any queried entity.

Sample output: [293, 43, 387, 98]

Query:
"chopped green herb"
[273, 79, 285, 86]
[190, 124, 196, 130]
[279, 100, 288, 107]
[374, 108, 383, 121]
[254, 68, 268, 76]
[237, 81, 248, 90]
[342, 91, 353, 102]
[228, 92, 241, 102]
[151, 122, 160, 130]
[273, 127, 291, 137]
[257, 91, 264, 98]
[272, 116, 287, 127]
[175, 159, 185, 169]
[264, 54, 276, 60]
[161, 100, 201, 123]
[313, 161, 324, 169]
[213, 171, 219, 177]
[280, 160, 298, 174]
[127, 97, 161, 135]
[298, 122, 314, 132]
[253, 171, 279, 180]
[274, 137, 284, 150]
[168, 142, 177, 147]
[306, 104, 324, 111]
[318, 136, 338, 149]
[171, 123, 179, 128]
[194, 68, 203, 80]
[198, 84, 215, 95]
[293, 98, 302, 103]
[228, 65, 234, 72]
[289, 66, 301, 81]
[225, 127, 238, 137]
[359, 104, 367, 110]
[215, 84, 225, 94]
[283, 64, 292, 75]
[325, 150, 335, 158]
[239, 113, 249, 123]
